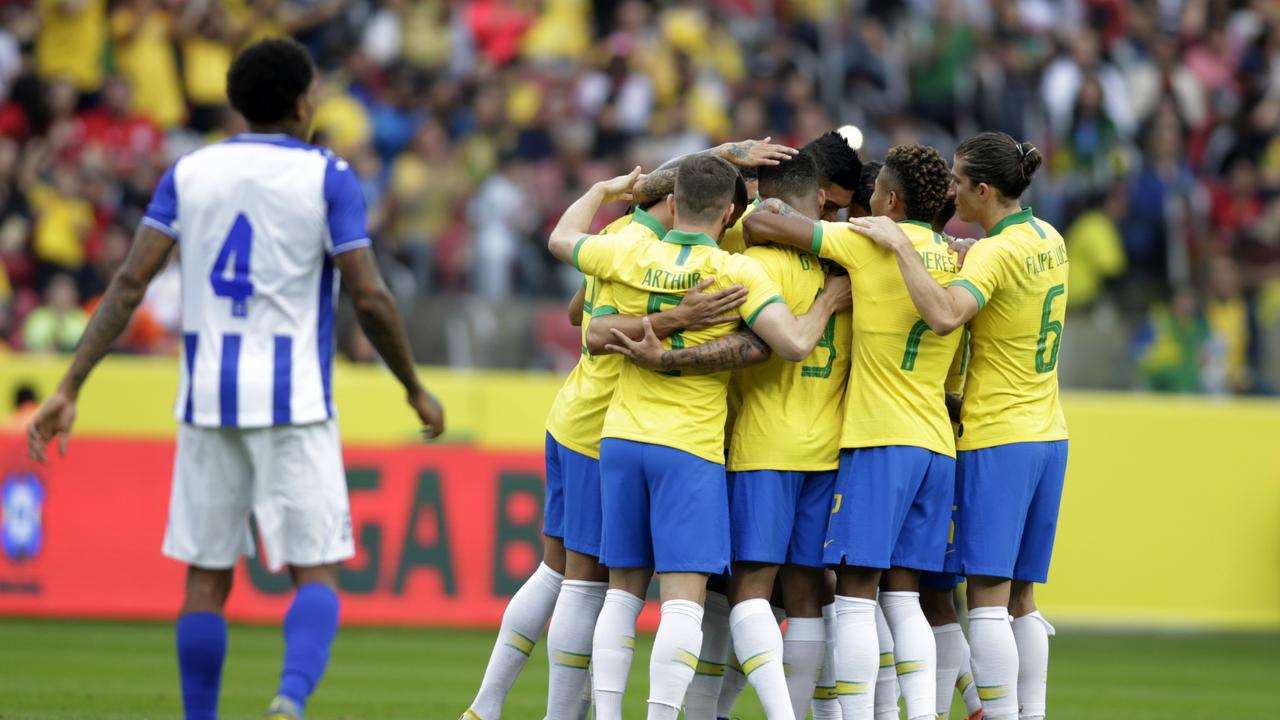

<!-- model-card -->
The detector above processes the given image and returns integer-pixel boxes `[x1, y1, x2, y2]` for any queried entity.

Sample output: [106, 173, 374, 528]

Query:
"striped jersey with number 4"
[946, 208, 1069, 450]
[812, 219, 964, 457]
[728, 243, 852, 472]
[572, 229, 785, 463]
[142, 133, 371, 428]
[544, 209, 664, 458]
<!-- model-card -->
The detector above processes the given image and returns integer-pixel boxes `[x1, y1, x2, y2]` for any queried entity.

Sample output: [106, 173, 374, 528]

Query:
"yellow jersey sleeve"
[722, 253, 786, 328]
[948, 240, 1009, 310]
[812, 221, 880, 271]
[719, 201, 757, 255]
[572, 233, 631, 279]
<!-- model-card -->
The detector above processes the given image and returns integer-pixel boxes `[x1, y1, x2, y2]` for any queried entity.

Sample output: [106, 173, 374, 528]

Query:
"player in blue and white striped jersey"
[26, 38, 444, 720]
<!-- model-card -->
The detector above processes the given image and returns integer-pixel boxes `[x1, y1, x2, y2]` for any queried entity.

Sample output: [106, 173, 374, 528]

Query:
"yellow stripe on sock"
[461, 710, 484, 720]
[957, 672, 974, 692]
[836, 680, 871, 696]
[673, 649, 699, 672]
[728, 656, 743, 673]
[812, 685, 838, 701]
[740, 651, 775, 677]
[879, 652, 895, 668]
[621, 635, 635, 650]
[895, 659, 927, 675]
[695, 660, 726, 677]
[977, 684, 1010, 701]
[504, 631, 535, 657]
[551, 650, 591, 669]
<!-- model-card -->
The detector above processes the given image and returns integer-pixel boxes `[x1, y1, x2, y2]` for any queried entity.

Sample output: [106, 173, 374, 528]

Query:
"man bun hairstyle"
[882, 144, 951, 223]
[803, 131, 863, 191]
[954, 131, 1042, 200]
[227, 37, 315, 126]
[757, 150, 819, 204]
[675, 155, 739, 224]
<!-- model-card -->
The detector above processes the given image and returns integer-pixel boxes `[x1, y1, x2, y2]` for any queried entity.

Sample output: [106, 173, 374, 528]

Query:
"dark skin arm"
[743, 211, 819, 253]
[585, 278, 748, 355]
[568, 282, 586, 327]
[606, 317, 771, 374]
[27, 225, 176, 461]
[333, 246, 444, 438]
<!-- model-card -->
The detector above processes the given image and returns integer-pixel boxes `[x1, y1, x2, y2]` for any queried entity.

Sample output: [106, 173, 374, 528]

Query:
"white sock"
[469, 562, 562, 719]
[1012, 612, 1053, 720]
[684, 591, 730, 720]
[881, 592, 936, 720]
[730, 598, 795, 719]
[968, 606, 1019, 720]
[575, 677, 592, 720]
[546, 579, 607, 719]
[834, 595, 878, 719]
[810, 602, 841, 719]
[958, 654, 981, 716]
[648, 599, 704, 720]
[873, 602, 900, 720]
[932, 623, 967, 718]
[718, 651, 749, 718]
[784, 616, 826, 720]
[591, 589, 644, 720]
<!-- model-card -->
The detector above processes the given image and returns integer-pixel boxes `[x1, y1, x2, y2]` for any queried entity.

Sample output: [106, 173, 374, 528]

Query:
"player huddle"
[465, 129, 1069, 720]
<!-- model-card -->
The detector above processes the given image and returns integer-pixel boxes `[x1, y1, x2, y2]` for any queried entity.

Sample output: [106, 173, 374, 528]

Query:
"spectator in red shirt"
[76, 75, 163, 177]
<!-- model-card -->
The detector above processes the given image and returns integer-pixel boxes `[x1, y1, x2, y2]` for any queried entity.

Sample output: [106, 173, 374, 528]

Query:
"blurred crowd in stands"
[0, 0, 1277, 393]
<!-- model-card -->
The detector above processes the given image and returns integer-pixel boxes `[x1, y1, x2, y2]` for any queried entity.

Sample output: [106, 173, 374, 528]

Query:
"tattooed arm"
[605, 317, 771, 374]
[27, 225, 175, 461]
[632, 138, 798, 206]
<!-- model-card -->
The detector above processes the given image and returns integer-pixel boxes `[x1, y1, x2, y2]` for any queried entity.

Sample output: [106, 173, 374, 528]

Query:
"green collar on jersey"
[987, 207, 1034, 237]
[631, 207, 665, 238]
[661, 229, 719, 248]
[899, 219, 934, 230]
[752, 196, 762, 207]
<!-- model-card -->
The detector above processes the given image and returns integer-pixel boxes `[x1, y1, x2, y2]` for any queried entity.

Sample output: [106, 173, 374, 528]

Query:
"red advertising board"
[0, 434, 661, 628]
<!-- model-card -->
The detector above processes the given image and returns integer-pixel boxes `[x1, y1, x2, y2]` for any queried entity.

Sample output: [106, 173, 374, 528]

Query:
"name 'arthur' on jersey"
[142, 134, 370, 429]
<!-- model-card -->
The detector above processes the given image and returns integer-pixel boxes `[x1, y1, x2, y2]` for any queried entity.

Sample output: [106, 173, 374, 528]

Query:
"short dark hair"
[852, 160, 882, 214]
[757, 151, 819, 204]
[803, 131, 863, 191]
[737, 165, 758, 182]
[732, 171, 748, 215]
[882, 144, 951, 223]
[675, 155, 738, 224]
[227, 38, 314, 125]
[14, 383, 37, 409]
[954, 131, 1042, 199]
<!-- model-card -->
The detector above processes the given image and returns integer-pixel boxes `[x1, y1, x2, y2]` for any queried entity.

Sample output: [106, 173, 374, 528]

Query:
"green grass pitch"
[0, 619, 1277, 719]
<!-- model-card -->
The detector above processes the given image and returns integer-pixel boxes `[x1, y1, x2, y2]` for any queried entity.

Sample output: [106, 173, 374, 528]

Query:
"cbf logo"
[2, 472, 44, 563]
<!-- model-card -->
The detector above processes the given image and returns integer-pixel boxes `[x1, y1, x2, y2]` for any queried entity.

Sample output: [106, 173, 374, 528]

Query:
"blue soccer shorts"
[728, 469, 836, 567]
[955, 440, 1068, 583]
[543, 432, 567, 540]
[598, 438, 730, 574]
[920, 465, 966, 590]
[823, 446, 955, 572]
[544, 432, 604, 557]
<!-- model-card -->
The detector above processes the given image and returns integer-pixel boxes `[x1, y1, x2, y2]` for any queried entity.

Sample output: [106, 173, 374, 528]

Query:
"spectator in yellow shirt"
[21, 272, 87, 353]
[28, 164, 93, 272]
[110, 0, 185, 128]
[36, 0, 107, 96]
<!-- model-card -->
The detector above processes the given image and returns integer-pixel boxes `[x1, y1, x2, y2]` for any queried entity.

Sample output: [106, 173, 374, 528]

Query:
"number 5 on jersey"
[210, 213, 255, 318]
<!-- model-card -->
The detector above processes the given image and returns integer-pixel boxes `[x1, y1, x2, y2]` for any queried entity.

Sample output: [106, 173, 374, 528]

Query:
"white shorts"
[162, 420, 355, 572]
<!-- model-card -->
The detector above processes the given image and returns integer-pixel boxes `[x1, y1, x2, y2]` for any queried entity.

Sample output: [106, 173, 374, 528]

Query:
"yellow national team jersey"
[544, 210, 662, 458]
[573, 228, 785, 463]
[947, 208, 1069, 450]
[814, 219, 964, 457]
[728, 244, 851, 472]
[718, 199, 758, 255]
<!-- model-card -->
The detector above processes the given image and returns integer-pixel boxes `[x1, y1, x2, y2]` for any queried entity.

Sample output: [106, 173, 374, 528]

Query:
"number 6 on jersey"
[210, 213, 255, 318]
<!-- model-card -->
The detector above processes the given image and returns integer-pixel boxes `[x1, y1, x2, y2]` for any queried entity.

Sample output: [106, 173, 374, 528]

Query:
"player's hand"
[948, 237, 978, 269]
[605, 316, 668, 371]
[26, 389, 77, 463]
[721, 137, 798, 168]
[822, 273, 853, 312]
[595, 166, 644, 204]
[408, 387, 446, 440]
[675, 277, 747, 330]
[848, 215, 911, 251]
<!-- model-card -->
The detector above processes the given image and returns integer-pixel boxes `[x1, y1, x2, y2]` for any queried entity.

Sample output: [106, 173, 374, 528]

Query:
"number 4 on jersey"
[210, 213, 254, 318]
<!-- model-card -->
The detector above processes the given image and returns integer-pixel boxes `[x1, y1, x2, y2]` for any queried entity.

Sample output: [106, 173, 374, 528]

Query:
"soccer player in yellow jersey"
[746, 144, 959, 720]
[850, 133, 1069, 720]
[464, 203, 745, 720]
[546, 157, 848, 720]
